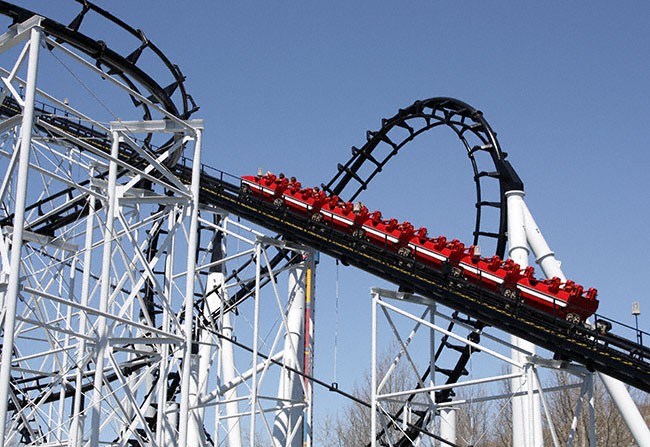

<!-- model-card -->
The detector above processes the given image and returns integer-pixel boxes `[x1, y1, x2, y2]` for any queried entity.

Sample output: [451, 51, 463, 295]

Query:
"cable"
[334, 258, 339, 385]
[48, 48, 121, 123]
[201, 324, 460, 447]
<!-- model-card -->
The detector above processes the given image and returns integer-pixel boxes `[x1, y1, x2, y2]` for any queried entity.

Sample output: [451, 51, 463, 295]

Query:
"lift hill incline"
[173, 161, 650, 392]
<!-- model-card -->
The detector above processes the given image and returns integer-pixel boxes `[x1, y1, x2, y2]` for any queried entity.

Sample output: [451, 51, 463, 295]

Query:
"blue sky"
[8, 0, 650, 426]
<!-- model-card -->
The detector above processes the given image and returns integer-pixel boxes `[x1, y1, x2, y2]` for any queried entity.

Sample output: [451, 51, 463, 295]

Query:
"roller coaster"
[0, 2, 647, 446]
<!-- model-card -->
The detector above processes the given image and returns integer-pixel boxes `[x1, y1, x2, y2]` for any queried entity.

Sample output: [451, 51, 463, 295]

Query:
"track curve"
[0, 0, 197, 140]
[324, 97, 523, 257]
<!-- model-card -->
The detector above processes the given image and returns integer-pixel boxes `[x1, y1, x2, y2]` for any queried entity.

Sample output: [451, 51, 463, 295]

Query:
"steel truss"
[369, 287, 604, 447]
[0, 22, 205, 442]
[0, 15, 316, 447]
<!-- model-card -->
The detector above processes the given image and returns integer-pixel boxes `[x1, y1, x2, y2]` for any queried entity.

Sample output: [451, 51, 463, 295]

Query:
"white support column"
[507, 190, 529, 447]
[249, 241, 262, 447]
[190, 211, 216, 442]
[567, 379, 588, 447]
[526, 364, 536, 447]
[303, 253, 316, 447]
[521, 203, 565, 281]
[521, 198, 650, 446]
[187, 345, 204, 446]
[272, 255, 307, 447]
[71, 170, 97, 447]
[208, 226, 242, 447]
[370, 292, 378, 447]
[178, 128, 203, 447]
[506, 190, 543, 447]
[599, 373, 650, 447]
[0, 26, 40, 446]
[439, 408, 456, 445]
[532, 368, 561, 447]
[587, 373, 596, 447]
[89, 130, 120, 447]
[189, 209, 211, 446]
[218, 279, 243, 447]
[157, 205, 177, 447]
[428, 303, 436, 436]
[195, 298, 215, 444]
[506, 191, 529, 274]
[58, 252, 76, 444]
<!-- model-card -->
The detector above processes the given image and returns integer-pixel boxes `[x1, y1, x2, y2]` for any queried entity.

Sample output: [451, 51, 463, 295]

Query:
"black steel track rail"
[0, 1, 197, 122]
[323, 97, 524, 258]
[179, 165, 650, 394]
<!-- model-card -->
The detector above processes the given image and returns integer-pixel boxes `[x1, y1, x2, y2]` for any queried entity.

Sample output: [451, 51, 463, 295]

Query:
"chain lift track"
[0, 2, 649, 446]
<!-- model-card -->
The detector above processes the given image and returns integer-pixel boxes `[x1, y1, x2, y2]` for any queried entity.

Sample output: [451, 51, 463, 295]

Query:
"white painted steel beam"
[178, 128, 203, 447]
[378, 298, 523, 368]
[370, 292, 378, 447]
[506, 190, 543, 447]
[210, 263, 242, 447]
[272, 259, 307, 447]
[111, 118, 205, 134]
[599, 373, 650, 447]
[249, 241, 262, 447]
[521, 198, 650, 446]
[89, 130, 120, 447]
[157, 206, 178, 447]
[507, 189, 529, 447]
[439, 408, 456, 445]
[0, 25, 40, 447]
[0, 16, 42, 55]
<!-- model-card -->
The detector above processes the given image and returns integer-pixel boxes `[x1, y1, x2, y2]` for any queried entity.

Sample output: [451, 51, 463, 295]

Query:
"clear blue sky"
[10, 0, 650, 426]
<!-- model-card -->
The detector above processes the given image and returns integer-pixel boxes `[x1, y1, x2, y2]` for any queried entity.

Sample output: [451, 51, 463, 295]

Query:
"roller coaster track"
[174, 162, 650, 391]
[7, 89, 640, 397]
[0, 2, 648, 445]
[0, 1, 197, 122]
[322, 96, 522, 258]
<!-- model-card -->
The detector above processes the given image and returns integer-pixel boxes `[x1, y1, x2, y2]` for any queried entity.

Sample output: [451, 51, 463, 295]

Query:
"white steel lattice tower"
[0, 14, 317, 447]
